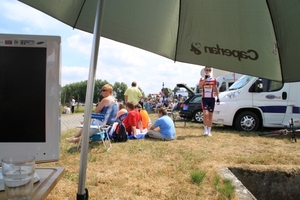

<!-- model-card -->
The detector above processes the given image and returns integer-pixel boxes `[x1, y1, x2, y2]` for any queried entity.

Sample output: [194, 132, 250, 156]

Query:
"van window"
[219, 82, 227, 92]
[229, 75, 254, 90]
[268, 80, 283, 92]
[249, 78, 283, 93]
[261, 79, 283, 92]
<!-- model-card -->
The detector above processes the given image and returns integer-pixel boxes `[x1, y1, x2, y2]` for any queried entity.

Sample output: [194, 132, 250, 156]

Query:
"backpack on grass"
[110, 121, 128, 142]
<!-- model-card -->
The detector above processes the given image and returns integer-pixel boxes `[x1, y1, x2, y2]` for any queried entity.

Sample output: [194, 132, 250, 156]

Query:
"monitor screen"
[0, 34, 61, 163]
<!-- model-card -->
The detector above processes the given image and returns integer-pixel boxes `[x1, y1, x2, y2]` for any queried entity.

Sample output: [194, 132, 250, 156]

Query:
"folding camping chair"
[167, 101, 179, 126]
[77, 101, 116, 151]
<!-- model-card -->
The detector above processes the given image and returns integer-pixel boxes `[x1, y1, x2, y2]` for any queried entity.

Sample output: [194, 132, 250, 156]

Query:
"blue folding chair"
[77, 101, 115, 151]
[90, 113, 112, 150]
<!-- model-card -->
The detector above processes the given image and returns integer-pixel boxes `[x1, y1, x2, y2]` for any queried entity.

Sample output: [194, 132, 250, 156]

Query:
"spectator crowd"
[67, 82, 177, 143]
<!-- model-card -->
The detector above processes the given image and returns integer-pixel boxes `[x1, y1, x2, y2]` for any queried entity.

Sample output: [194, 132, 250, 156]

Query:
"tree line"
[61, 79, 145, 105]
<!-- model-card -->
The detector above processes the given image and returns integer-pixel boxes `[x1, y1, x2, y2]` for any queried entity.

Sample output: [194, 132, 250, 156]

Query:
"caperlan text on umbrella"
[191, 42, 258, 61]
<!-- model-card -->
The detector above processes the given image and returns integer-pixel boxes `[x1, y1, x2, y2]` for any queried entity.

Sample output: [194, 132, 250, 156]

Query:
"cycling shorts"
[202, 98, 216, 112]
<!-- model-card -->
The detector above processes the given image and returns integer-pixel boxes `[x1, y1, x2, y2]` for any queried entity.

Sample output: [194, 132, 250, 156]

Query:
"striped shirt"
[200, 77, 217, 98]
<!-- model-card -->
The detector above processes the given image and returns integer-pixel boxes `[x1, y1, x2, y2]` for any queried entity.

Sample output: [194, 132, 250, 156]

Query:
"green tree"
[113, 82, 128, 102]
[162, 87, 171, 96]
[61, 80, 145, 104]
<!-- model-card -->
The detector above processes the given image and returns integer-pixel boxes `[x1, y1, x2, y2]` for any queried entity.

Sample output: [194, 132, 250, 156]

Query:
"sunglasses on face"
[205, 69, 211, 71]
[101, 89, 107, 92]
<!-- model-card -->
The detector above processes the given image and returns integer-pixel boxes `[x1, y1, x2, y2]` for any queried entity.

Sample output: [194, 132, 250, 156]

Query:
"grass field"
[39, 112, 300, 200]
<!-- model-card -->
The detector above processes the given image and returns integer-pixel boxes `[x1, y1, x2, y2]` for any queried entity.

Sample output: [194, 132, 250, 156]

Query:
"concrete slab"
[218, 168, 257, 200]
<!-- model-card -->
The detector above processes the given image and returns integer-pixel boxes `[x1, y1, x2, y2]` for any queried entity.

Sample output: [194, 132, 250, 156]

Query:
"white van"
[212, 75, 300, 131]
[216, 73, 243, 92]
[194, 72, 243, 93]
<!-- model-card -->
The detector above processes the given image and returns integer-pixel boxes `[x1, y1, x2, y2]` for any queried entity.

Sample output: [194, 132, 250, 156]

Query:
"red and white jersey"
[200, 76, 217, 98]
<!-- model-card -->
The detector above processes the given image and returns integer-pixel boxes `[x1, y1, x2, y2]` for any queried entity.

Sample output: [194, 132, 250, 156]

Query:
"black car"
[175, 83, 203, 123]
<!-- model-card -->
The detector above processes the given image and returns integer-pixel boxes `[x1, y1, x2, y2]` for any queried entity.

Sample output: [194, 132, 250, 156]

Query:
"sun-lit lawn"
[61, 105, 95, 114]
[40, 113, 300, 200]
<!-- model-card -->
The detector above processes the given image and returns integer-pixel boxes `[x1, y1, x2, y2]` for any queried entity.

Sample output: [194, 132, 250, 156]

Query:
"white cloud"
[62, 66, 89, 85]
[67, 32, 93, 56]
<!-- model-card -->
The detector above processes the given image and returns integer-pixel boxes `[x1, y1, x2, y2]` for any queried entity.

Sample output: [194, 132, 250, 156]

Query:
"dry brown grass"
[40, 113, 300, 200]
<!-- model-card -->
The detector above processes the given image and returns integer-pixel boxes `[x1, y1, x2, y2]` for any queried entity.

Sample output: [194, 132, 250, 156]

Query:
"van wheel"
[193, 110, 203, 123]
[234, 111, 259, 132]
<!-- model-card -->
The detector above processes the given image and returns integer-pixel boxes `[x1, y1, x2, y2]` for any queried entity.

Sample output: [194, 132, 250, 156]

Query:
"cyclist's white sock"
[204, 126, 208, 135]
[208, 127, 211, 134]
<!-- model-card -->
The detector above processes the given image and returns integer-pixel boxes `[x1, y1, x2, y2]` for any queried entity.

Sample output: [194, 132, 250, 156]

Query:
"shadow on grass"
[67, 146, 79, 154]
[211, 125, 261, 137]
[143, 137, 175, 142]
[67, 140, 106, 154]
[176, 135, 202, 140]
[174, 122, 203, 129]
[174, 119, 268, 139]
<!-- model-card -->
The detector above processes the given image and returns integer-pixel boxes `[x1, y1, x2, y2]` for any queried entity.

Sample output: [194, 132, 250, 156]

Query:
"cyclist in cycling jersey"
[199, 66, 220, 136]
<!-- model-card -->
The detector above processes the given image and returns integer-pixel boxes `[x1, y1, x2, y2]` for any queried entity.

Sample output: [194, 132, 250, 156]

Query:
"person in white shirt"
[70, 96, 75, 114]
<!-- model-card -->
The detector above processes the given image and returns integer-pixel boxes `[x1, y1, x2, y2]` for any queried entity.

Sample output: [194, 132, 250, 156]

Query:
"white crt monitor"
[0, 34, 61, 163]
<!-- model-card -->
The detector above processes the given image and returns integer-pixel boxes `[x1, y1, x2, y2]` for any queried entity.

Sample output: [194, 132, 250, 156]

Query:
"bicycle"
[258, 118, 299, 142]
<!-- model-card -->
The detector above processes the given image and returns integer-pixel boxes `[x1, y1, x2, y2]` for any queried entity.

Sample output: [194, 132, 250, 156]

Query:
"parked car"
[176, 83, 203, 123]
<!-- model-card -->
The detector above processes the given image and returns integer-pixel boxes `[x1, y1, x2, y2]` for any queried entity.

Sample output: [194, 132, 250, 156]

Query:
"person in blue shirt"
[146, 107, 176, 140]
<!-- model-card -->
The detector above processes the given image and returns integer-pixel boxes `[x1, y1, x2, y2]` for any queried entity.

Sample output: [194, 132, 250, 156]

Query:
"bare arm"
[199, 78, 206, 88]
[116, 109, 126, 119]
[149, 125, 155, 130]
[138, 90, 143, 101]
[131, 126, 137, 137]
[138, 120, 143, 132]
[214, 85, 219, 99]
[149, 125, 160, 131]
[124, 95, 128, 103]
[94, 97, 110, 113]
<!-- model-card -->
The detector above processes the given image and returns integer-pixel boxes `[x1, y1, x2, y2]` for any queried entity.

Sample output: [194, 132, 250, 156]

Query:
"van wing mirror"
[254, 79, 263, 92]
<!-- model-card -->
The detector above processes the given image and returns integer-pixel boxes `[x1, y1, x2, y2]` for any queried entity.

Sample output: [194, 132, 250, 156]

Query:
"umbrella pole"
[77, 0, 106, 199]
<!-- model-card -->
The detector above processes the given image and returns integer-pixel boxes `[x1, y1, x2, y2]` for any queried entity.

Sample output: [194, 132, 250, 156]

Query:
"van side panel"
[213, 75, 300, 130]
[283, 82, 300, 127]
[252, 82, 288, 127]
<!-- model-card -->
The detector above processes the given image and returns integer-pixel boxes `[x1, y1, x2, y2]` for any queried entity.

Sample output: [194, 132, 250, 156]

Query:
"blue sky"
[0, 0, 205, 95]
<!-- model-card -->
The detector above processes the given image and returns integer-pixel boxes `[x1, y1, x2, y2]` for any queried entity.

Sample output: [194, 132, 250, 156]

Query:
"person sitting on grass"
[122, 101, 142, 138]
[135, 103, 150, 132]
[67, 84, 117, 143]
[116, 102, 128, 121]
[146, 107, 176, 141]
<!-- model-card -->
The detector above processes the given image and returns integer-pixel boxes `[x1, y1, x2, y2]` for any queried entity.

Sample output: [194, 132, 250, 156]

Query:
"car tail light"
[180, 103, 189, 110]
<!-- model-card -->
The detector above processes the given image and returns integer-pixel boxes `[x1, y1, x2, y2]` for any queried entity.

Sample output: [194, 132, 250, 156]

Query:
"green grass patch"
[190, 170, 206, 185]
[213, 174, 235, 199]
